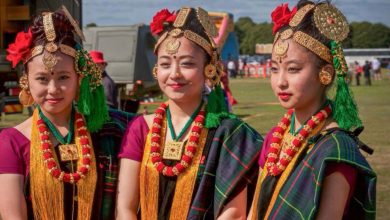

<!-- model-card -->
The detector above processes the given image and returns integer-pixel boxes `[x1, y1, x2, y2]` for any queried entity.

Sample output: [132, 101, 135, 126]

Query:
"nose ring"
[175, 72, 181, 77]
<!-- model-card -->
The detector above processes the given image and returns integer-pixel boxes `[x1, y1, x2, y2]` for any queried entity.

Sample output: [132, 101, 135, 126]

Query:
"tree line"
[235, 17, 390, 55]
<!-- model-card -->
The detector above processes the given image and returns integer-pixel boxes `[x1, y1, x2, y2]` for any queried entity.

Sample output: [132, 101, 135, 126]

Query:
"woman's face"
[270, 39, 326, 111]
[27, 52, 78, 116]
[156, 37, 206, 103]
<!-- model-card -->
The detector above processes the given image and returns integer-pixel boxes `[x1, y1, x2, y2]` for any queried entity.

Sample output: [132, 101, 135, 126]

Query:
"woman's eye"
[181, 62, 194, 67]
[35, 76, 48, 82]
[288, 67, 301, 73]
[159, 63, 170, 68]
[270, 67, 278, 73]
[59, 75, 70, 80]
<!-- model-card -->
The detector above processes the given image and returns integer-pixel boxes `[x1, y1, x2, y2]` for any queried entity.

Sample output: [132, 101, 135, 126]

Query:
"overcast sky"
[83, 0, 390, 27]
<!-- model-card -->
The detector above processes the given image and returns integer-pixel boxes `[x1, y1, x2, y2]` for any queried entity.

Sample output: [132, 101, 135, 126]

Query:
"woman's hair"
[30, 10, 77, 48]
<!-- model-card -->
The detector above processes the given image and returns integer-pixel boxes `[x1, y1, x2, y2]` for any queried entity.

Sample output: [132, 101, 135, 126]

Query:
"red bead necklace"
[266, 105, 332, 176]
[37, 112, 92, 183]
[150, 102, 206, 177]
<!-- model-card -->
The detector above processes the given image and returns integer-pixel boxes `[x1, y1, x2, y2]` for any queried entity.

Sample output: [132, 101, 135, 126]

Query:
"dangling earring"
[204, 63, 220, 86]
[18, 74, 34, 106]
[319, 68, 333, 85]
[152, 65, 158, 79]
[19, 90, 34, 106]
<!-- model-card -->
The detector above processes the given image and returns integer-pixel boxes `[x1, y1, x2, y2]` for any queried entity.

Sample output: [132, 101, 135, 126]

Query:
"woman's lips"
[278, 92, 292, 101]
[168, 83, 186, 89]
[46, 98, 63, 104]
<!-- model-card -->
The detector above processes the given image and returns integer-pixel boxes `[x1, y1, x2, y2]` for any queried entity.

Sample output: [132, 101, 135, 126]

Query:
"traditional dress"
[119, 116, 263, 219]
[0, 109, 133, 220]
[251, 126, 376, 220]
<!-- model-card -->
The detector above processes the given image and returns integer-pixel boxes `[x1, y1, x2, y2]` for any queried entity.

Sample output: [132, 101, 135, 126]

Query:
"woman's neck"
[40, 106, 72, 129]
[293, 96, 327, 130]
[168, 98, 203, 120]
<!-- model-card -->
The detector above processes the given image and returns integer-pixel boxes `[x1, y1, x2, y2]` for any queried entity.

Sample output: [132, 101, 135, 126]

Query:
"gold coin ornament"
[165, 38, 181, 55]
[274, 40, 289, 63]
[313, 4, 349, 42]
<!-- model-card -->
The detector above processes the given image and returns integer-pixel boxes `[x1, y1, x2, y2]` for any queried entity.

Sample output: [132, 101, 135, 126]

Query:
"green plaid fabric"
[188, 118, 263, 219]
[264, 130, 376, 220]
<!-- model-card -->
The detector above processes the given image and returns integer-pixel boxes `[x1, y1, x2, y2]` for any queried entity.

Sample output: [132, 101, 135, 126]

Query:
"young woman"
[0, 8, 131, 220]
[116, 7, 263, 219]
[249, 1, 376, 219]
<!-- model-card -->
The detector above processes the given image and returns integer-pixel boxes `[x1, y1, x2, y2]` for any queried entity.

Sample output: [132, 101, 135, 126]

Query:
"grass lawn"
[1, 77, 389, 219]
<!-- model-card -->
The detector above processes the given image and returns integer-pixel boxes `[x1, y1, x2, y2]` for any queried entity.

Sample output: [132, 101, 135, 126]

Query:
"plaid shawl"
[90, 109, 134, 220]
[25, 109, 134, 220]
[264, 130, 376, 220]
[188, 118, 263, 219]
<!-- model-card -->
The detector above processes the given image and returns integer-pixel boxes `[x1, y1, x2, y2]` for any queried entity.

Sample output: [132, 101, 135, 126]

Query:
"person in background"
[227, 54, 237, 78]
[363, 60, 372, 86]
[372, 58, 382, 81]
[90, 50, 119, 108]
[354, 61, 362, 86]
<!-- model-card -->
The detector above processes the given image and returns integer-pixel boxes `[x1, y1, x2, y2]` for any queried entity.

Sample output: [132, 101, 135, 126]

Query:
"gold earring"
[319, 68, 333, 85]
[204, 64, 217, 79]
[204, 64, 220, 86]
[19, 90, 34, 106]
[152, 66, 158, 79]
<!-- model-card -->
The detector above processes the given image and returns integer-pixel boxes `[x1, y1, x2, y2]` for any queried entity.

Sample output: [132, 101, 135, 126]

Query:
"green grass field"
[1, 77, 389, 219]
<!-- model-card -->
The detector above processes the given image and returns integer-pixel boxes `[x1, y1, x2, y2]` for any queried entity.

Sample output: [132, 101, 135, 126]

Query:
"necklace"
[150, 102, 206, 177]
[38, 106, 78, 161]
[164, 101, 203, 160]
[38, 111, 92, 183]
[266, 105, 332, 176]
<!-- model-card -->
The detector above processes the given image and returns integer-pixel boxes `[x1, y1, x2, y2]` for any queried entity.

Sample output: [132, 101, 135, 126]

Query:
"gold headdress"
[273, 3, 349, 64]
[153, 7, 221, 85]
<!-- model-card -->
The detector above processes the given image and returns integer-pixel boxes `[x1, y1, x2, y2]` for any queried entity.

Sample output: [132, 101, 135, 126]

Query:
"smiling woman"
[0, 7, 133, 220]
[116, 7, 263, 220]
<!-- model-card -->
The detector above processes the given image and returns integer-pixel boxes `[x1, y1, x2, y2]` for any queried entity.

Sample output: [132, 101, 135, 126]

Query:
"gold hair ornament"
[289, 4, 315, 27]
[60, 5, 85, 41]
[173, 7, 191, 28]
[313, 4, 349, 42]
[293, 31, 332, 64]
[42, 13, 58, 71]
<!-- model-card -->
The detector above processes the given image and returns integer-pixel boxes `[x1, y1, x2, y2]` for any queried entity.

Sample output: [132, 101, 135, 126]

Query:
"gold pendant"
[163, 140, 184, 161]
[59, 144, 79, 161]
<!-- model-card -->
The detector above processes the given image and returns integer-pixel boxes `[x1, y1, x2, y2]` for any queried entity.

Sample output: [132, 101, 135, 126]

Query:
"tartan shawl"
[264, 129, 376, 220]
[25, 109, 134, 220]
[188, 118, 263, 219]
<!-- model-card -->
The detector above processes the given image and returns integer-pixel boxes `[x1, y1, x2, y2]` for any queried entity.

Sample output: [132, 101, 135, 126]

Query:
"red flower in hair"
[150, 9, 176, 36]
[271, 3, 297, 35]
[6, 29, 33, 68]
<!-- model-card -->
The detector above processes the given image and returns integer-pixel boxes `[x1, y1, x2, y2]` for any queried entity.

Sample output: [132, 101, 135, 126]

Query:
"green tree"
[350, 22, 390, 48]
